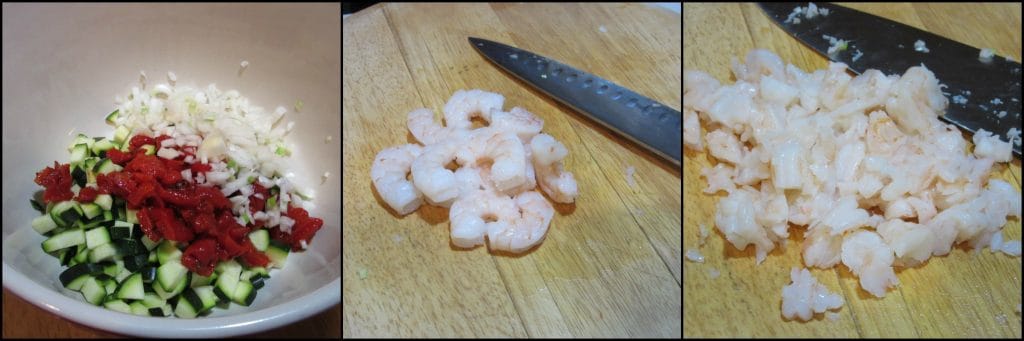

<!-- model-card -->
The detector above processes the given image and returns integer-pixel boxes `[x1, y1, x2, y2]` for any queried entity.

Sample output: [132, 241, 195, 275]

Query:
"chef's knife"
[468, 37, 682, 167]
[759, 2, 1022, 156]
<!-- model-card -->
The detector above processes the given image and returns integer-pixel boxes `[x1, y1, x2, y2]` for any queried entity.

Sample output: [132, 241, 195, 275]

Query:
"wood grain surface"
[684, 3, 1022, 338]
[343, 3, 680, 338]
[2, 288, 341, 338]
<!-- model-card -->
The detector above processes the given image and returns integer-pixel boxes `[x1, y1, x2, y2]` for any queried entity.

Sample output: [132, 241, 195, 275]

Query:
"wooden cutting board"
[684, 3, 1022, 338]
[343, 3, 681, 337]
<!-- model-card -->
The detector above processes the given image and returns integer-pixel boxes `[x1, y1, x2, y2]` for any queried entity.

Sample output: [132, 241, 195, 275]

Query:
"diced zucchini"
[106, 109, 119, 125]
[42, 229, 86, 252]
[115, 267, 133, 283]
[157, 240, 182, 265]
[213, 263, 242, 302]
[190, 272, 217, 288]
[94, 158, 123, 174]
[66, 273, 92, 291]
[31, 214, 59, 234]
[247, 229, 269, 252]
[69, 134, 94, 151]
[103, 299, 132, 314]
[92, 138, 116, 156]
[109, 221, 134, 239]
[140, 235, 160, 251]
[116, 273, 145, 300]
[80, 277, 107, 305]
[157, 261, 188, 291]
[126, 209, 139, 224]
[265, 241, 289, 268]
[138, 266, 158, 283]
[50, 201, 80, 227]
[113, 125, 130, 145]
[149, 303, 172, 317]
[85, 227, 111, 249]
[59, 263, 104, 287]
[129, 301, 150, 316]
[70, 144, 90, 164]
[79, 203, 102, 220]
[88, 243, 120, 262]
[94, 194, 113, 211]
[30, 198, 46, 214]
[231, 280, 256, 306]
[140, 144, 156, 155]
[173, 295, 200, 318]
[71, 166, 87, 187]
[140, 292, 166, 308]
[123, 253, 149, 272]
[103, 278, 118, 297]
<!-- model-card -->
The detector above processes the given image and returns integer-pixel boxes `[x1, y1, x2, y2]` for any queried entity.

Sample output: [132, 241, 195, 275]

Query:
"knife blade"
[468, 37, 682, 167]
[759, 2, 1022, 156]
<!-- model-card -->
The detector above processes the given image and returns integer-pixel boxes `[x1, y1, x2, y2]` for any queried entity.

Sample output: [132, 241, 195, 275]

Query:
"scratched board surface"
[344, 3, 681, 337]
[683, 3, 1022, 338]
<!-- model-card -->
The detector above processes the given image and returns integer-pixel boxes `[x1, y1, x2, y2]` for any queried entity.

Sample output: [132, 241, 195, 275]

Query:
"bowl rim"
[3, 262, 339, 337]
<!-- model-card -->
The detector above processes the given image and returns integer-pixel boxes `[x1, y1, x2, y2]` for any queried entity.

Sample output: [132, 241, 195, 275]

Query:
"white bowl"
[2, 3, 340, 337]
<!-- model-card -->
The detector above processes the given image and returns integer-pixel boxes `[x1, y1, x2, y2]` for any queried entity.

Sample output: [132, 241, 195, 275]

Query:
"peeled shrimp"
[488, 191, 555, 253]
[530, 133, 579, 203]
[491, 106, 543, 143]
[407, 108, 465, 145]
[371, 144, 424, 215]
[449, 190, 518, 248]
[411, 139, 463, 207]
[454, 166, 490, 198]
[483, 132, 528, 192]
[443, 89, 504, 130]
[455, 127, 501, 167]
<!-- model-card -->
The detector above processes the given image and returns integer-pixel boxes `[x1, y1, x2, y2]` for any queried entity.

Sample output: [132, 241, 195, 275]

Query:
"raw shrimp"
[449, 190, 518, 248]
[488, 191, 555, 253]
[491, 106, 543, 143]
[443, 89, 504, 130]
[530, 133, 579, 203]
[407, 108, 465, 145]
[411, 139, 463, 207]
[371, 144, 424, 215]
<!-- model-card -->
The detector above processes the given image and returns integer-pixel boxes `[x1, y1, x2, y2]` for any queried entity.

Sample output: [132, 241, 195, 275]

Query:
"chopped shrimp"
[683, 108, 703, 151]
[371, 144, 424, 215]
[410, 139, 463, 207]
[530, 133, 579, 203]
[491, 106, 543, 143]
[449, 190, 518, 248]
[407, 108, 463, 145]
[841, 230, 899, 297]
[443, 89, 504, 130]
[488, 191, 555, 253]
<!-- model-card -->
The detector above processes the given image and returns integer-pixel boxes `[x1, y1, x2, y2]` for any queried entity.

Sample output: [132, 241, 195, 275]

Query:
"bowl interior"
[2, 3, 340, 336]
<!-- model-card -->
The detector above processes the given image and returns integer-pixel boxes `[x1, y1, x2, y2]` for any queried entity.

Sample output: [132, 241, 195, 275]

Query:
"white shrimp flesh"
[371, 144, 424, 215]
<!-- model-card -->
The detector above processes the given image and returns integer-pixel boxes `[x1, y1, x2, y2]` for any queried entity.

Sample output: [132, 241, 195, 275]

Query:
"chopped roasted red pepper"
[239, 250, 270, 268]
[76, 186, 99, 203]
[34, 162, 74, 204]
[181, 238, 219, 277]
[106, 148, 134, 165]
[128, 134, 156, 152]
[39, 133, 325, 274]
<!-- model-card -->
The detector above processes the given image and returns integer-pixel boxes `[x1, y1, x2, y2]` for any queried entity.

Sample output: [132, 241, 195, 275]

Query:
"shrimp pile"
[685, 50, 1021, 320]
[372, 89, 578, 254]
